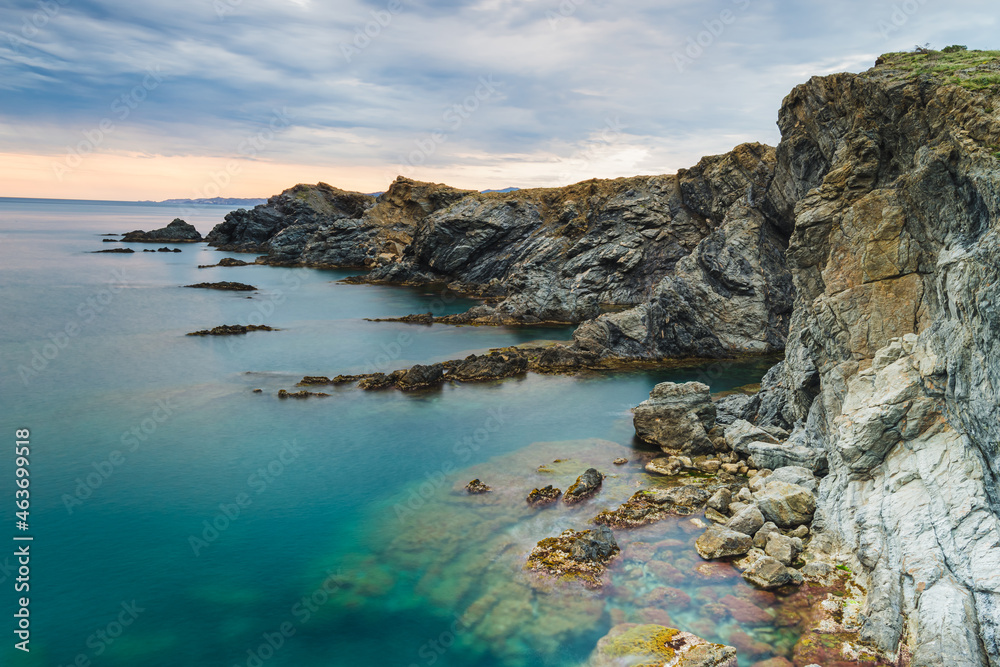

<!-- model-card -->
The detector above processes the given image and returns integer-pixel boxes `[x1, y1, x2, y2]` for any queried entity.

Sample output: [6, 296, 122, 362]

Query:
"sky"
[0, 0, 996, 200]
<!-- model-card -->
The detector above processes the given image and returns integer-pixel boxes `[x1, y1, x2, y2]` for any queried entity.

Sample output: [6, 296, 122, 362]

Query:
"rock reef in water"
[526, 526, 619, 588]
[184, 282, 257, 291]
[588, 623, 738, 667]
[122, 219, 202, 243]
[186, 325, 276, 336]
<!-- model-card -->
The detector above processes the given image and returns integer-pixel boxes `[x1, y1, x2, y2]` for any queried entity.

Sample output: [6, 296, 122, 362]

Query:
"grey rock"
[695, 525, 753, 560]
[724, 419, 778, 452]
[726, 504, 764, 537]
[564, 468, 603, 504]
[645, 457, 682, 476]
[764, 532, 800, 565]
[122, 218, 202, 243]
[707, 488, 732, 514]
[753, 522, 781, 549]
[569, 525, 618, 562]
[714, 393, 753, 425]
[633, 381, 716, 454]
[741, 555, 801, 589]
[766, 466, 818, 494]
[754, 481, 815, 528]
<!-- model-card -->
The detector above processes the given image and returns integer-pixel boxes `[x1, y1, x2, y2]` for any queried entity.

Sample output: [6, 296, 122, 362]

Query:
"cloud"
[0, 0, 997, 199]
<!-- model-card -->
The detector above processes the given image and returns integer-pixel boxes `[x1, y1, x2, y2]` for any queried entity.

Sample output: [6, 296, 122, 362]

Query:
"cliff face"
[750, 53, 1000, 665]
[367, 142, 787, 325]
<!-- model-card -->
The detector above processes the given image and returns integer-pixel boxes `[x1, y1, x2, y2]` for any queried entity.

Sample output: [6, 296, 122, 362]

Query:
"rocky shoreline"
[175, 50, 1000, 665]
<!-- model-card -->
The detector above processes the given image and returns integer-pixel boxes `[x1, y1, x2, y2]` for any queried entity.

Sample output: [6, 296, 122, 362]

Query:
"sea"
[0, 197, 802, 667]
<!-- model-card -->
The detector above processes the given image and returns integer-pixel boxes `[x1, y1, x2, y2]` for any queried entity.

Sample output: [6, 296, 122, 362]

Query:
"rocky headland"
[208, 48, 1000, 666]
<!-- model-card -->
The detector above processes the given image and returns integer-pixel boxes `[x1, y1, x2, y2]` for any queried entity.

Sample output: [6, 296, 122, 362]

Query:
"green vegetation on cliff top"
[877, 49, 1000, 90]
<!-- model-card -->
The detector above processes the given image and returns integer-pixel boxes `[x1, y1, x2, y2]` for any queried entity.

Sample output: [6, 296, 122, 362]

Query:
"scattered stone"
[564, 468, 603, 504]
[185, 282, 257, 291]
[741, 556, 801, 589]
[695, 525, 753, 560]
[705, 507, 729, 524]
[754, 481, 816, 528]
[252, 388, 262, 393]
[753, 522, 781, 549]
[187, 324, 276, 336]
[633, 382, 717, 455]
[527, 485, 562, 506]
[735, 487, 753, 503]
[764, 532, 800, 565]
[726, 505, 764, 537]
[465, 479, 491, 494]
[646, 457, 682, 475]
[526, 526, 619, 589]
[788, 524, 809, 539]
[92, 248, 134, 253]
[589, 624, 737, 667]
[695, 458, 721, 473]
[612, 457, 628, 465]
[766, 466, 819, 494]
[707, 488, 732, 514]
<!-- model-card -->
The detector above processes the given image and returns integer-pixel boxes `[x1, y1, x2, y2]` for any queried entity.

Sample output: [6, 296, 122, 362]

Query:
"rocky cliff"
[206, 144, 793, 338]
[730, 50, 1000, 665]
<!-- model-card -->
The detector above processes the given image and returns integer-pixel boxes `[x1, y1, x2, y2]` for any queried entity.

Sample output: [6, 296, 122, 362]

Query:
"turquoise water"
[0, 199, 792, 667]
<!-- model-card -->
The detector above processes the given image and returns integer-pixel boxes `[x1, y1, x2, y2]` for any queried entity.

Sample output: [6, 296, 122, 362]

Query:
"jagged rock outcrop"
[122, 219, 202, 243]
[632, 381, 717, 454]
[736, 51, 1000, 665]
[364, 143, 787, 325]
[205, 178, 471, 267]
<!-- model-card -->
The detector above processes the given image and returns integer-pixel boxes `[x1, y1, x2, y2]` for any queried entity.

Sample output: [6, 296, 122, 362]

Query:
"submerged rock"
[594, 485, 710, 528]
[633, 381, 717, 455]
[526, 526, 619, 589]
[184, 281, 257, 291]
[277, 389, 328, 398]
[526, 485, 562, 506]
[465, 479, 491, 494]
[122, 218, 202, 243]
[564, 468, 603, 504]
[186, 324, 275, 336]
[92, 248, 134, 253]
[588, 623, 737, 667]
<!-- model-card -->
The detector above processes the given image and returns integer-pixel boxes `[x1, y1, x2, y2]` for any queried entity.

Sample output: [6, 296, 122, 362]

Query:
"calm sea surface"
[0, 198, 795, 667]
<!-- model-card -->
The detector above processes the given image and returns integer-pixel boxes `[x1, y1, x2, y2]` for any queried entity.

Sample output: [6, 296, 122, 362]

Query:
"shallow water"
[0, 198, 797, 666]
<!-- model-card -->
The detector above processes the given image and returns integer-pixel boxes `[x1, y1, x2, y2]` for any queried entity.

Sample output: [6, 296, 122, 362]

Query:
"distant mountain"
[139, 197, 268, 206]
[481, 187, 519, 193]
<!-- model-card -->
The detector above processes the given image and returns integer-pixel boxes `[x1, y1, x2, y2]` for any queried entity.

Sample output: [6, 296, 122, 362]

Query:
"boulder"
[707, 488, 732, 514]
[589, 624, 738, 667]
[527, 485, 561, 506]
[752, 522, 781, 549]
[527, 527, 619, 589]
[726, 504, 764, 537]
[741, 555, 802, 589]
[696, 525, 753, 560]
[564, 468, 603, 504]
[724, 419, 779, 452]
[633, 382, 717, 454]
[765, 466, 818, 493]
[645, 457, 682, 475]
[764, 532, 801, 565]
[396, 364, 445, 390]
[754, 481, 815, 528]
[714, 393, 754, 425]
